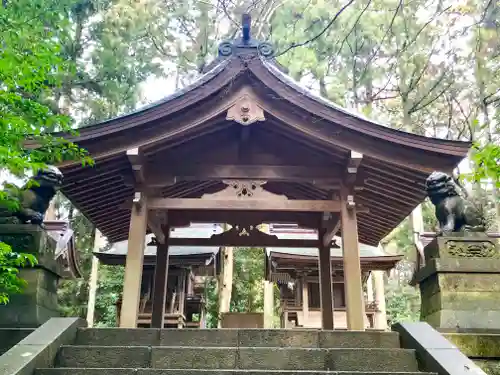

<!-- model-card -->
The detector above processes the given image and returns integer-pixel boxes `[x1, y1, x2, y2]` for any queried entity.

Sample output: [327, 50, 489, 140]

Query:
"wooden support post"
[302, 276, 309, 324]
[86, 256, 100, 327]
[217, 241, 233, 328]
[263, 280, 274, 328]
[178, 270, 187, 317]
[120, 194, 148, 328]
[340, 186, 365, 331]
[86, 229, 106, 327]
[373, 268, 387, 330]
[186, 270, 194, 295]
[151, 226, 171, 329]
[318, 227, 334, 330]
[295, 279, 302, 306]
[366, 273, 374, 303]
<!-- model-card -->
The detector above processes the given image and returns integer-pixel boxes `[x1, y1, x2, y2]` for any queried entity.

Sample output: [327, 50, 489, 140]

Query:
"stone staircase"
[35, 328, 436, 375]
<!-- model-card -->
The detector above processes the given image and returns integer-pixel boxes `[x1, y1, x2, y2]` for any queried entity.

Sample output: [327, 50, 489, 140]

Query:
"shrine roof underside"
[48, 26, 471, 247]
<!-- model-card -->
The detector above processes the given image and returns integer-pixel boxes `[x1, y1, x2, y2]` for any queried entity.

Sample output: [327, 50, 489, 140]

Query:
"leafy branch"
[274, 0, 356, 57]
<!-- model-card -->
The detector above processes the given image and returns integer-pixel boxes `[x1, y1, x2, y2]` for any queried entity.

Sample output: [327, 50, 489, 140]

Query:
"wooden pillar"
[295, 279, 302, 306]
[151, 226, 171, 328]
[340, 186, 365, 330]
[186, 270, 194, 295]
[86, 229, 106, 327]
[366, 273, 374, 303]
[302, 276, 309, 324]
[318, 228, 334, 330]
[178, 269, 187, 316]
[263, 280, 274, 328]
[86, 256, 100, 327]
[120, 195, 148, 328]
[217, 242, 233, 328]
[373, 270, 387, 330]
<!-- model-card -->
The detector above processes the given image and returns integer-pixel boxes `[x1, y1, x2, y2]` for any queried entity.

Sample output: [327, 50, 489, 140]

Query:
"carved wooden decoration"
[209, 224, 280, 246]
[226, 92, 265, 126]
[202, 180, 288, 200]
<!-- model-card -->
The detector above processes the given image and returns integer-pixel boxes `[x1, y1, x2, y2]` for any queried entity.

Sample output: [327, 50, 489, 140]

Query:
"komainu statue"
[0, 166, 64, 225]
[425, 171, 485, 235]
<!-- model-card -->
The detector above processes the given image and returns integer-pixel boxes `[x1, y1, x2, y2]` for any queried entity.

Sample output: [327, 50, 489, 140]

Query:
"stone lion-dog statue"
[0, 166, 64, 226]
[425, 171, 485, 235]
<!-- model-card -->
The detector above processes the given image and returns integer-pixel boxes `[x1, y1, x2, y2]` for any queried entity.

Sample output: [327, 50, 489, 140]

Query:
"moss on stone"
[444, 333, 500, 357]
[474, 360, 500, 375]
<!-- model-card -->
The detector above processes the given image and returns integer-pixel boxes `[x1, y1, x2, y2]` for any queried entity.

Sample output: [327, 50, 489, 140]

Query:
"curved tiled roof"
[50, 32, 471, 247]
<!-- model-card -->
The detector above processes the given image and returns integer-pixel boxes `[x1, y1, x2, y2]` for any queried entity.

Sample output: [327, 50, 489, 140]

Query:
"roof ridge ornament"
[218, 13, 274, 59]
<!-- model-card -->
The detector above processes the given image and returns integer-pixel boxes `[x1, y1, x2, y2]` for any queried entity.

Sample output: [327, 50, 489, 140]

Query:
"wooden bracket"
[322, 216, 341, 247]
[344, 150, 363, 187]
[133, 191, 143, 208]
[346, 194, 356, 210]
[148, 211, 168, 244]
[127, 147, 146, 184]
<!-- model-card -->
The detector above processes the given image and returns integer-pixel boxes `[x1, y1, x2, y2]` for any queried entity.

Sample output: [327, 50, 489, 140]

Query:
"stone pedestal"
[0, 225, 63, 327]
[414, 233, 500, 330]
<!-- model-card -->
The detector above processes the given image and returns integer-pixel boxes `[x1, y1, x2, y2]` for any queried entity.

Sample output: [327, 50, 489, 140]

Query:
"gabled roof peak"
[218, 13, 275, 59]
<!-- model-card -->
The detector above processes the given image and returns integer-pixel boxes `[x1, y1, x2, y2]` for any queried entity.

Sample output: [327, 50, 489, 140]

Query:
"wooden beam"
[166, 210, 320, 228]
[149, 197, 342, 212]
[167, 236, 335, 248]
[146, 164, 343, 187]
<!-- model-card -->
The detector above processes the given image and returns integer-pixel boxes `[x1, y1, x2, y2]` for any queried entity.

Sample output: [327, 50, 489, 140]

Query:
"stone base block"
[416, 234, 500, 330]
[424, 234, 499, 262]
[221, 312, 264, 328]
[424, 309, 500, 330]
[0, 224, 60, 273]
[0, 268, 60, 328]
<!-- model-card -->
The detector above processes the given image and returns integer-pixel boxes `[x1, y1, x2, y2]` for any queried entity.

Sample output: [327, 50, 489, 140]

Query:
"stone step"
[75, 329, 401, 348]
[37, 369, 437, 375]
[56, 346, 419, 372]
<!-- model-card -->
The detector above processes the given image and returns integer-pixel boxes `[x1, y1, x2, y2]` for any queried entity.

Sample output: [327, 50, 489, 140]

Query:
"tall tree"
[0, 0, 90, 304]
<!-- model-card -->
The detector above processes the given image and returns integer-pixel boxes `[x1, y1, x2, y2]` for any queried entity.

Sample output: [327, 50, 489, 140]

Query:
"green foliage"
[57, 204, 123, 327]
[93, 265, 124, 327]
[0, 241, 37, 304]
[470, 143, 500, 188]
[385, 279, 421, 326]
[203, 247, 280, 328]
[230, 247, 266, 313]
[0, 0, 91, 304]
[204, 277, 219, 328]
[0, 0, 91, 174]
